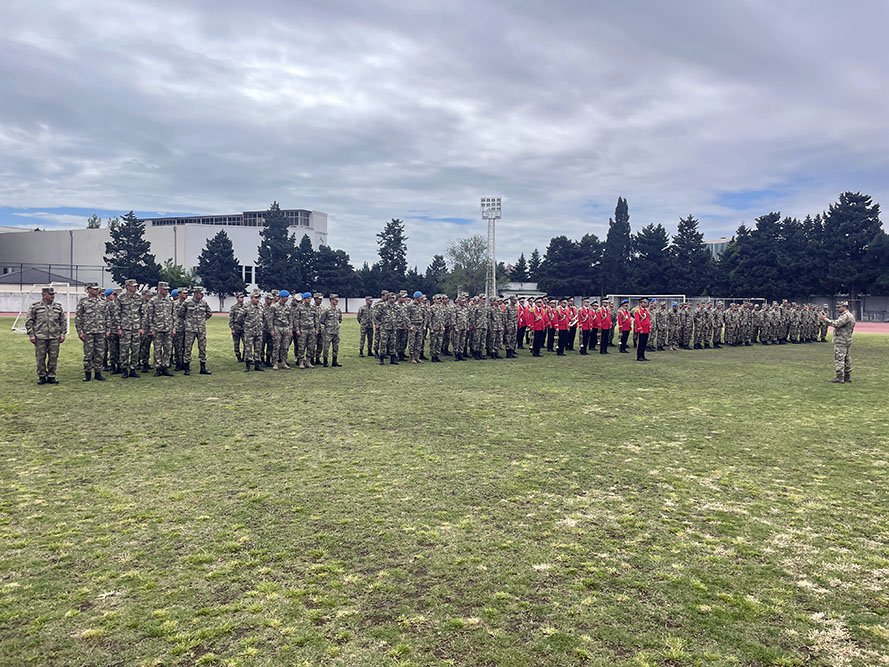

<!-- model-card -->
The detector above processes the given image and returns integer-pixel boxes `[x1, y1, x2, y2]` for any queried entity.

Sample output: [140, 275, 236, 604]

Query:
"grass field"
[1, 317, 887, 667]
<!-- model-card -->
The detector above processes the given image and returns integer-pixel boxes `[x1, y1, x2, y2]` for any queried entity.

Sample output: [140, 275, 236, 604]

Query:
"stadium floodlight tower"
[481, 197, 501, 304]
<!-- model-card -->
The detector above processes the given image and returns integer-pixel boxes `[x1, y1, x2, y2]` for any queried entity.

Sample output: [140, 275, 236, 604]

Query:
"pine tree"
[601, 197, 632, 293]
[86, 213, 101, 229]
[255, 201, 299, 290]
[822, 192, 882, 301]
[294, 234, 316, 288]
[528, 248, 542, 282]
[510, 253, 530, 282]
[314, 245, 356, 295]
[630, 223, 671, 294]
[197, 230, 245, 309]
[669, 215, 714, 296]
[103, 210, 162, 286]
[425, 254, 448, 294]
[377, 218, 408, 284]
[537, 236, 589, 296]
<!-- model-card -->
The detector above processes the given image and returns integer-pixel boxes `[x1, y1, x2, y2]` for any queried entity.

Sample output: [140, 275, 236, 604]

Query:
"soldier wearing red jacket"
[516, 297, 527, 349]
[598, 302, 613, 354]
[578, 299, 593, 355]
[555, 299, 570, 355]
[529, 297, 547, 357]
[633, 297, 652, 361]
[567, 302, 578, 351]
[617, 300, 632, 353]
[545, 299, 557, 352]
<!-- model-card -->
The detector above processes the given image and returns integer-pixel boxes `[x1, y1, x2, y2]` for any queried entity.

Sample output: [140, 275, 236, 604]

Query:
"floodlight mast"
[481, 197, 501, 304]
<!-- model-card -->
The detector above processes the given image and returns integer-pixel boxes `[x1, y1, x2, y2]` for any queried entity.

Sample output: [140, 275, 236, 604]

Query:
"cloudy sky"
[2, 0, 887, 268]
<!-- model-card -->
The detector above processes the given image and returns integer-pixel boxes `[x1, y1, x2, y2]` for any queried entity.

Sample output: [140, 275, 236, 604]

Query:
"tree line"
[99, 191, 888, 303]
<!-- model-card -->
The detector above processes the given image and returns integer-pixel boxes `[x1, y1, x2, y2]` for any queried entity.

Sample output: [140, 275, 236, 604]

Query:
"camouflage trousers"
[834, 343, 852, 374]
[139, 335, 152, 367]
[272, 327, 292, 364]
[712, 325, 722, 345]
[262, 331, 273, 363]
[694, 325, 707, 346]
[183, 331, 208, 364]
[488, 328, 503, 354]
[504, 324, 517, 351]
[377, 328, 395, 357]
[297, 330, 314, 362]
[173, 330, 186, 368]
[34, 338, 60, 378]
[153, 331, 173, 368]
[119, 329, 141, 370]
[471, 326, 487, 354]
[451, 328, 467, 356]
[104, 333, 119, 368]
[408, 327, 424, 359]
[322, 331, 340, 360]
[81, 333, 105, 371]
[442, 325, 452, 352]
[314, 333, 323, 361]
[429, 328, 444, 356]
[396, 329, 408, 357]
[231, 328, 244, 358]
[819, 322, 829, 341]
[359, 325, 373, 354]
[244, 330, 262, 363]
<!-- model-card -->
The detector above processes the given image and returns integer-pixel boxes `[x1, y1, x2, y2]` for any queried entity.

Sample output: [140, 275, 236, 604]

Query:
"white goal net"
[11, 283, 74, 335]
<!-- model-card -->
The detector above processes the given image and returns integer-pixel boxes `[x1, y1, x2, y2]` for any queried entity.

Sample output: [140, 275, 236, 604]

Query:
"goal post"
[605, 294, 687, 307]
[11, 283, 74, 335]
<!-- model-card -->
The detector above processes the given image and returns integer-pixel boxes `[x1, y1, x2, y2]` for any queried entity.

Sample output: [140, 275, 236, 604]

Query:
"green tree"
[822, 192, 882, 301]
[255, 201, 299, 290]
[601, 196, 632, 293]
[579, 233, 604, 296]
[294, 234, 316, 288]
[865, 229, 889, 293]
[377, 218, 408, 284]
[528, 248, 542, 282]
[86, 213, 101, 229]
[537, 236, 590, 296]
[314, 245, 356, 295]
[669, 215, 714, 296]
[630, 223, 671, 294]
[103, 210, 162, 286]
[355, 262, 382, 297]
[444, 234, 488, 296]
[510, 253, 530, 282]
[425, 254, 448, 294]
[197, 230, 245, 309]
[159, 259, 194, 290]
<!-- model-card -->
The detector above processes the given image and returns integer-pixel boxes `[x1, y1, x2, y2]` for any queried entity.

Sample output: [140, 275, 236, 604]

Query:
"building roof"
[0, 267, 89, 286]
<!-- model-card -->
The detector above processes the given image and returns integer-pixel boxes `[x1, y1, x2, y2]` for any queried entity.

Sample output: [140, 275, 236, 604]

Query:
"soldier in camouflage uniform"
[103, 289, 121, 373]
[666, 302, 680, 351]
[269, 290, 293, 370]
[229, 291, 246, 361]
[820, 302, 856, 383]
[428, 294, 446, 362]
[262, 292, 277, 366]
[357, 295, 374, 357]
[395, 292, 410, 361]
[144, 281, 177, 376]
[405, 291, 426, 364]
[179, 285, 213, 375]
[441, 294, 454, 356]
[488, 297, 505, 359]
[75, 282, 108, 381]
[371, 291, 388, 357]
[240, 290, 266, 372]
[504, 295, 518, 358]
[376, 293, 399, 364]
[320, 294, 343, 367]
[311, 293, 324, 365]
[116, 278, 144, 378]
[171, 288, 189, 370]
[138, 289, 154, 371]
[818, 303, 830, 341]
[452, 294, 469, 360]
[711, 302, 724, 348]
[26, 286, 67, 384]
[295, 293, 316, 369]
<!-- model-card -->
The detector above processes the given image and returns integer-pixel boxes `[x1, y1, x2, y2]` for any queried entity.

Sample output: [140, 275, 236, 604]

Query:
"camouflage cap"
[192, 285, 204, 293]
[42, 286, 55, 294]
[365, 295, 374, 300]
[124, 278, 138, 287]
[85, 282, 100, 291]
[251, 289, 262, 297]
[234, 291, 244, 297]
[293, 293, 303, 301]
[313, 292, 322, 298]
[271, 289, 279, 297]
[329, 293, 339, 299]
[157, 281, 170, 289]
[838, 301, 849, 308]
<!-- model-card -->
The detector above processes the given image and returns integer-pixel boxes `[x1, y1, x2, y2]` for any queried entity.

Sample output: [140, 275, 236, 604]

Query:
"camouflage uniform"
[320, 297, 343, 366]
[311, 295, 323, 365]
[171, 292, 189, 370]
[442, 296, 455, 355]
[75, 288, 108, 374]
[371, 293, 388, 357]
[116, 283, 144, 374]
[240, 294, 265, 367]
[667, 306, 681, 350]
[295, 299, 316, 368]
[26, 291, 67, 383]
[428, 296, 446, 361]
[357, 298, 374, 356]
[104, 293, 120, 371]
[488, 300, 504, 358]
[406, 297, 426, 363]
[824, 306, 855, 381]
[229, 294, 246, 361]
[395, 294, 409, 360]
[270, 298, 292, 368]
[138, 292, 154, 370]
[375, 296, 399, 363]
[143, 287, 177, 372]
[180, 291, 213, 369]
[504, 298, 518, 356]
[452, 297, 469, 360]
[262, 294, 276, 366]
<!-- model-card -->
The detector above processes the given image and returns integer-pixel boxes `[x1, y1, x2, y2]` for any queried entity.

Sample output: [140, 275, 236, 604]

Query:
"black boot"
[844, 372, 852, 383]
[83, 371, 92, 382]
[94, 371, 106, 381]
[129, 369, 139, 378]
[332, 356, 341, 367]
[245, 361, 251, 372]
[47, 376, 58, 384]
[390, 355, 399, 365]
[379, 354, 386, 365]
[161, 366, 174, 377]
[121, 369, 130, 378]
[236, 352, 242, 362]
[322, 358, 329, 367]
[183, 363, 191, 376]
[38, 377, 47, 385]
[200, 362, 211, 375]
[141, 363, 150, 373]
[154, 367, 162, 376]
[359, 350, 364, 357]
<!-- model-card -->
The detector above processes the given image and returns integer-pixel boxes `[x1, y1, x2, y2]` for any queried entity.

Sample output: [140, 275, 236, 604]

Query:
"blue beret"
[413, 290, 423, 298]
[303, 291, 312, 299]
[103, 288, 114, 296]
[621, 299, 629, 304]
[279, 289, 290, 298]
[171, 288, 179, 297]
[672, 302, 678, 307]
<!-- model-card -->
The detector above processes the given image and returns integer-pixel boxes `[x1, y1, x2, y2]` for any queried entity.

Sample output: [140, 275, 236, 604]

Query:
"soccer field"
[1, 318, 887, 666]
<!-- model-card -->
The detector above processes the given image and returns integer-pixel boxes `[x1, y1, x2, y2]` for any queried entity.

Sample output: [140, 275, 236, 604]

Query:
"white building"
[0, 209, 328, 289]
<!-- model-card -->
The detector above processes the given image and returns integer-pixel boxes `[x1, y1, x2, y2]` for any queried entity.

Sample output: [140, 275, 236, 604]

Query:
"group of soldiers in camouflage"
[226, 290, 343, 371]
[352, 291, 837, 364]
[357, 290, 521, 364]
[29, 279, 214, 383]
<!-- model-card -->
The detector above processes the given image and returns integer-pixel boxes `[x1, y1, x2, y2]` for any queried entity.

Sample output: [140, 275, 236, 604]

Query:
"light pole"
[481, 197, 501, 304]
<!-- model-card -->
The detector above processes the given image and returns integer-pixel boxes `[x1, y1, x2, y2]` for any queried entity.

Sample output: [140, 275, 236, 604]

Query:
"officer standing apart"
[320, 294, 343, 367]
[75, 282, 108, 381]
[180, 285, 213, 375]
[819, 301, 856, 383]
[26, 286, 67, 385]
[116, 278, 144, 378]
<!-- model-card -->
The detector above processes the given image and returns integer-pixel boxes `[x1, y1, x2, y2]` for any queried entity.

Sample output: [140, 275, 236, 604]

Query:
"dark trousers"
[557, 329, 569, 354]
[590, 329, 598, 349]
[546, 328, 555, 351]
[517, 326, 526, 348]
[532, 330, 545, 356]
[600, 330, 609, 354]
[619, 330, 630, 352]
[568, 326, 577, 350]
[580, 329, 590, 351]
[637, 332, 650, 360]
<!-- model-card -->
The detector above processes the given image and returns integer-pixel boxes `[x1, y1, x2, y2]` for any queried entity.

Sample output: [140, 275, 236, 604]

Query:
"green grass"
[1, 317, 888, 666]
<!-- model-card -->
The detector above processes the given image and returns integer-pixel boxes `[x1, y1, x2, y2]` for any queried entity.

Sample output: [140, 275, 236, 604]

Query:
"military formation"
[25, 284, 855, 384]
